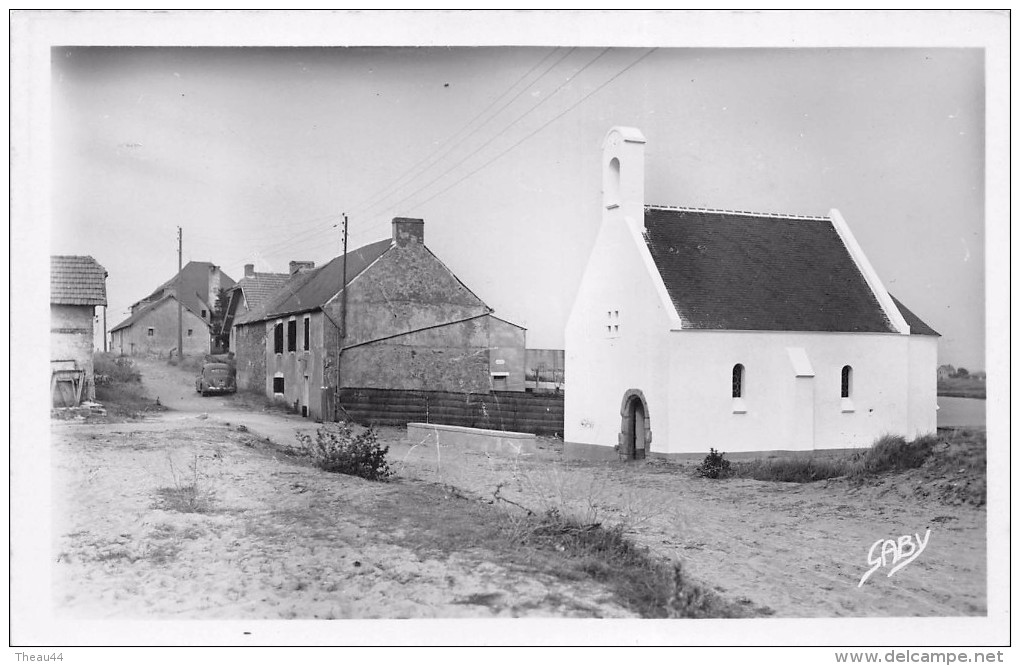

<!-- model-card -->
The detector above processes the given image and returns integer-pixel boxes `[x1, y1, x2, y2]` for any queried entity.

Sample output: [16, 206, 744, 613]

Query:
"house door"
[302, 376, 310, 418]
[630, 399, 646, 459]
[620, 390, 650, 460]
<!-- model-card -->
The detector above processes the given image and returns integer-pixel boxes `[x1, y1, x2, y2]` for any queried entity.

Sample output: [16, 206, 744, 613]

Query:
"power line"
[360, 48, 658, 232]
[344, 47, 566, 219]
[355, 48, 611, 223]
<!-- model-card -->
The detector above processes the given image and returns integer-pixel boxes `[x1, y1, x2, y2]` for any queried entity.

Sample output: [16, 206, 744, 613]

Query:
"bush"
[296, 423, 393, 481]
[696, 448, 731, 479]
[93, 352, 141, 384]
[846, 433, 939, 481]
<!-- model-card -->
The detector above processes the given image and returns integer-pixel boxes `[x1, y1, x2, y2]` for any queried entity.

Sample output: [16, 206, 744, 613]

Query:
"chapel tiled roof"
[890, 295, 940, 336]
[643, 206, 900, 333]
[235, 238, 393, 325]
[50, 255, 108, 306]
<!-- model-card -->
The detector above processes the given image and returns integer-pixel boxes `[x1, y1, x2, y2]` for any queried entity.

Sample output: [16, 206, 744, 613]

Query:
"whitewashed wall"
[564, 214, 675, 450]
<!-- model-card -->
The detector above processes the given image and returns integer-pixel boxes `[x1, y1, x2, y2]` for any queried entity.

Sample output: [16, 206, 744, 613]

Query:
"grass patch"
[91, 352, 167, 420]
[721, 433, 941, 484]
[937, 376, 986, 399]
[501, 509, 768, 618]
[152, 484, 214, 513]
[730, 457, 846, 483]
[844, 434, 939, 481]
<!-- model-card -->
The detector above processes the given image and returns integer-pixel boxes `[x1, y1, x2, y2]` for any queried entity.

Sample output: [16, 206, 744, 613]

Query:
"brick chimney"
[244, 263, 255, 278]
[289, 260, 315, 275]
[392, 217, 424, 247]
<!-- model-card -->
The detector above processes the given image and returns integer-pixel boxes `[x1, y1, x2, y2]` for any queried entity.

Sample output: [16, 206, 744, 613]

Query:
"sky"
[47, 23, 988, 369]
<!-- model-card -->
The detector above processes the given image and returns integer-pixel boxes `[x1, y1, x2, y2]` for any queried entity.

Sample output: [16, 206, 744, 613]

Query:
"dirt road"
[52, 358, 987, 619]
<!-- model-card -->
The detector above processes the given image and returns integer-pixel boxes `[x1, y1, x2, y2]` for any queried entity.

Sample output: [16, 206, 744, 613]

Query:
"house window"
[303, 317, 310, 351]
[732, 364, 744, 398]
[274, 322, 284, 354]
[147, 327, 155, 337]
[273, 376, 285, 394]
[287, 319, 297, 352]
[841, 365, 853, 398]
[187, 329, 193, 337]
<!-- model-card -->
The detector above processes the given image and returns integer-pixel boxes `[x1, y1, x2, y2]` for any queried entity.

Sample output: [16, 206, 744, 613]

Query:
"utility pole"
[341, 212, 349, 341]
[177, 226, 183, 360]
[334, 213, 349, 422]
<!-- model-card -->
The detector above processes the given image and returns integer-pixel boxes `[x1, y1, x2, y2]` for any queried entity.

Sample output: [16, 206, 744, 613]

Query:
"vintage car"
[195, 362, 236, 396]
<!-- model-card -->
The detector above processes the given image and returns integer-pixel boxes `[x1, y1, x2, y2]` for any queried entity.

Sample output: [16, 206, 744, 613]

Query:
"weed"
[153, 451, 214, 513]
[696, 448, 731, 479]
[296, 423, 393, 481]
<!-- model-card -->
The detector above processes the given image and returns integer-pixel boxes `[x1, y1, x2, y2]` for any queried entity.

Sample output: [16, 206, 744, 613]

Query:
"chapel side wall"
[667, 331, 914, 454]
[908, 336, 939, 437]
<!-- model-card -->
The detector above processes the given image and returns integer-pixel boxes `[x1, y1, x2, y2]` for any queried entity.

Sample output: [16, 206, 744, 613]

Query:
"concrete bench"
[406, 422, 536, 455]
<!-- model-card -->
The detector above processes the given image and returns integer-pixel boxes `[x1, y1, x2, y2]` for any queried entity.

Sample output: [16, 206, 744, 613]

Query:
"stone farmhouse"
[232, 217, 527, 421]
[110, 261, 234, 357]
[219, 263, 290, 351]
[50, 255, 107, 406]
[565, 127, 939, 459]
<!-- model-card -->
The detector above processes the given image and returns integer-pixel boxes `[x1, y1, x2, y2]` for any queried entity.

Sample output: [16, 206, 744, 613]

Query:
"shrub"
[696, 448, 731, 479]
[93, 352, 141, 384]
[846, 433, 939, 481]
[296, 423, 393, 481]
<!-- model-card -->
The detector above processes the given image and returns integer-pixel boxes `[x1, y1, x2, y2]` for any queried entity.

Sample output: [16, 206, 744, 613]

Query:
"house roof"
[643, 206, 901, 333]
[51, 255, 107, 306]
[890, 295, 940, 336]
[132, 261, 235, 317]
[231, 272, 290, 311]
[235, 238, 392, 325]
[110, 294, 207, 333]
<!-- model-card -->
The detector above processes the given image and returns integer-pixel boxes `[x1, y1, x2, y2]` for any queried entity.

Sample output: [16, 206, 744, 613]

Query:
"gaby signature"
[858, 529, 931, 588]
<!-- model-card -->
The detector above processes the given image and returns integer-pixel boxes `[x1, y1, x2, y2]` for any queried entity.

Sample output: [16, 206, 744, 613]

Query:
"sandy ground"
[51, 358, 986, 619]
[394, 438, 986, 617]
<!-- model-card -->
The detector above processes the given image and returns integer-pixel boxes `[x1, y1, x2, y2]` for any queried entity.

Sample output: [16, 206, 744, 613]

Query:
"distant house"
[232, 217, 526, 420]
[525, 349, 565, 393]
[220, 263, 290, 351]
[565, 127, 939, 459]
[51, 255, 107, 406]
[110, 261, 235, 356]
[937, 364, 956, 380]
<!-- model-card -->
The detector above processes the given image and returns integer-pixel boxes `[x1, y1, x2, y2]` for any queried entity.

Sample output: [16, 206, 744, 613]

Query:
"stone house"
[50, 255, 107, 406]
[565, 127, 939, 458]
[219, 263, 290, 351]
[232, 218, 527, 421]
[110, 261, 234, 356]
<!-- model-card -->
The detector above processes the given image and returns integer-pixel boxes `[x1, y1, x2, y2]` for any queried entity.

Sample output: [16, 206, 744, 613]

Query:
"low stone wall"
[406, 422, 536, 455]
[338, 387, 564, 435]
